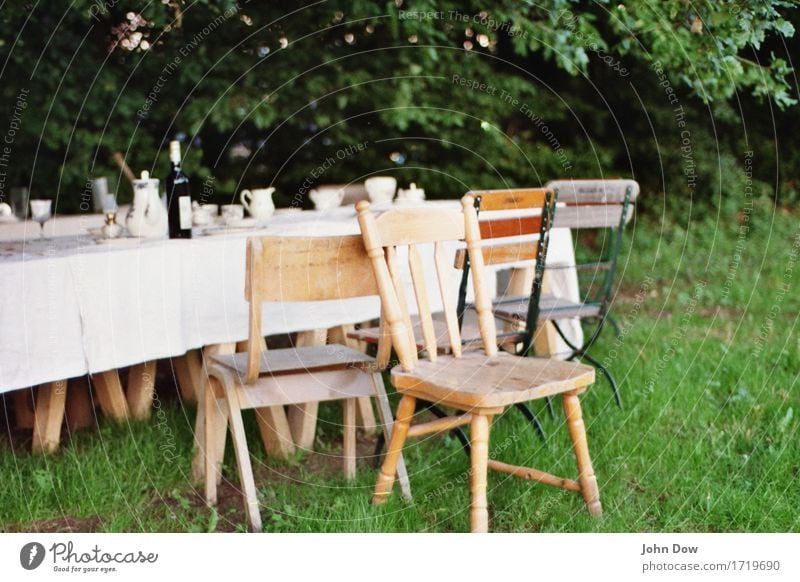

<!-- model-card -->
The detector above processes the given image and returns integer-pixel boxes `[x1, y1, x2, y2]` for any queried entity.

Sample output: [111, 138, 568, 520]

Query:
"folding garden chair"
[491, 178, 640, 407]
[356, 196, 600, 532]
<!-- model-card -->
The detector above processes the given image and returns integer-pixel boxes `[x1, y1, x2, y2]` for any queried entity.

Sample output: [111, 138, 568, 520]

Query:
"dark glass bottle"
[166, 140, 192, 239]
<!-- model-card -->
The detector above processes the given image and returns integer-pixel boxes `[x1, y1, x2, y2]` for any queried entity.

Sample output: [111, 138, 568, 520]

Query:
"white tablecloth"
[0, 203, 581, 393]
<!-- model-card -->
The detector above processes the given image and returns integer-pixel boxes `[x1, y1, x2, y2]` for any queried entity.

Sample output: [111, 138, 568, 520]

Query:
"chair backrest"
[455, 188, 557, 350]
[454, 188, 556, 269]
[547, 179, 638, 230]
[545, 178, 639, 308]
[356, 198, 498, 371]
[243, 234, 379, 381]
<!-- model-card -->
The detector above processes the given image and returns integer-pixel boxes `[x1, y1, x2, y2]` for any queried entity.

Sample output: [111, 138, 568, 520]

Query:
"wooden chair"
[352, 188, 558, 448]
[357, 197, 601, 532]
[492, 179, 639, 406]
[201, 234, 410, 532]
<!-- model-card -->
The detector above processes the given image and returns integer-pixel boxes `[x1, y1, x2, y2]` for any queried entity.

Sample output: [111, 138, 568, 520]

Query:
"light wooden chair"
[357, 197, 602, 532]
[352, 188, 559, 443]
[201, 234, 410, 532]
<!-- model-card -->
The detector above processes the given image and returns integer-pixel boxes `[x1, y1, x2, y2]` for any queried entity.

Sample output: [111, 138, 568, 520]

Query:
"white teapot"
[396, 182, 425, 203]
[127, 171, 167, 238]
[240, 187, 275, 220]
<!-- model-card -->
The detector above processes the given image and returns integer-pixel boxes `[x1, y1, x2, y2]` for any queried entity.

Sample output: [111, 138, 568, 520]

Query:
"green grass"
[1, 200, 798, 532]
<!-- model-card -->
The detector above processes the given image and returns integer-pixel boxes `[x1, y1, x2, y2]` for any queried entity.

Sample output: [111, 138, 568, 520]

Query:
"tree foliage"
[0, 0, 797, 212]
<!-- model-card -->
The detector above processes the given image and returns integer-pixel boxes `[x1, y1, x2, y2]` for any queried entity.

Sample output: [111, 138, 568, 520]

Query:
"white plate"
[199, 226, 262, 237]
[0, 215, 19, 223]
[226, 217, 259, 228]
[274, 208, 302, 216]
[94, 237, 143, 246]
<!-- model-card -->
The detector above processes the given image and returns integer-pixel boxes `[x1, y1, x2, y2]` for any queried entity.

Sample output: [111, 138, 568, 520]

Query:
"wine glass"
[29, 199, 52, 239]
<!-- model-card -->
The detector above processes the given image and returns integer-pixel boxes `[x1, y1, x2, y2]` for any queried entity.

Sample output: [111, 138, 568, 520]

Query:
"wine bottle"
[166, 140, 192, 239]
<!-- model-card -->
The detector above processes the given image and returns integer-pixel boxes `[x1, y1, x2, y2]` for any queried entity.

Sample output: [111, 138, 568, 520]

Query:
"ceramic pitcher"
[127, 171, 168, 238]
[240, 187, 276, 220]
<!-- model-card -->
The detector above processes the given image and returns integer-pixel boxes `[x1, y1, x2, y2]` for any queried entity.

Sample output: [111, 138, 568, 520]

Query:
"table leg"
[127, 361, 156, 420]
[92, 369, 129, 423]
[506, 267, 558, 356]
[32, 380, 68, 454]
[255, 407, 295, 459]
[287, 329, 327, 450]
[173, 350, 202, 404]
[66, 377, 94, 431]
[503, 268, 531, 353]
[11, 388, 35, 429]
[532, 281, 561, 354]
[533, 321, 559, 357]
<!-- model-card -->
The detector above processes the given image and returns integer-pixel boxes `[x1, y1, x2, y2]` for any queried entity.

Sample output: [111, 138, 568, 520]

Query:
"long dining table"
[0, 201, 582, 454]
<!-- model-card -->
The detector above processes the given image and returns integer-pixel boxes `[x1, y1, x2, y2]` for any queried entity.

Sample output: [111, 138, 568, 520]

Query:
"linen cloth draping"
[0, 203, 581, 393]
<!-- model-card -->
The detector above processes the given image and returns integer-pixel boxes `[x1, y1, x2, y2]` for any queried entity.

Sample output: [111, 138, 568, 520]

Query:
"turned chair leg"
[343, 398, 357, 479]
[563, 392, 602, 517]
[469, 413, 491, 533]
[373, 394, 415, 504]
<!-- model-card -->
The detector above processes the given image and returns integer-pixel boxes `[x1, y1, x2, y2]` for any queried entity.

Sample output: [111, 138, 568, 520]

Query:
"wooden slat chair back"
[357, 198, 602, 532]
[242, 235, 380, 382]
[550, 178, 638, 229]
[202, 234, 410, 532]
[349, 188, 557, 355]
[358, 202, 494, 366]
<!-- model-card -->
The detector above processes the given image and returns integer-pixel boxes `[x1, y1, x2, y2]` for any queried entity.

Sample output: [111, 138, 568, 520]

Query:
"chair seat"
[493, 294, 602, 323]
[391, 351, 594, 410]
[210, 344, 376, 377]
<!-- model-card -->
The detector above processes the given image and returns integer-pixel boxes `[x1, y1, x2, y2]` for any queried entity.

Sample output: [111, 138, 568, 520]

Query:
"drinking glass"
[29, 199, 52, 239]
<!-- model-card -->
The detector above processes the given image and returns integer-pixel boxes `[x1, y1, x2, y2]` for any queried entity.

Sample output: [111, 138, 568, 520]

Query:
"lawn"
[1, 200, 798, 533]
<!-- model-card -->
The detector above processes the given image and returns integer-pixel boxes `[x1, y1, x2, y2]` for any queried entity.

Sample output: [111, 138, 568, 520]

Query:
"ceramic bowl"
[364, 176, 397, 204]
[309, 187, 345, 210]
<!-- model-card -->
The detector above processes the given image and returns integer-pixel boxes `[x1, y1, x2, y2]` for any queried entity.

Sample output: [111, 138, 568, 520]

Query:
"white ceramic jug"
[127, 171, 168, 238]
[240, 187, 276, 220]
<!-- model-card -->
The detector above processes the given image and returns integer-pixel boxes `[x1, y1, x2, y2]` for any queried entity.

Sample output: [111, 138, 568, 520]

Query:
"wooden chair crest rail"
[356, 197, 602, 532]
